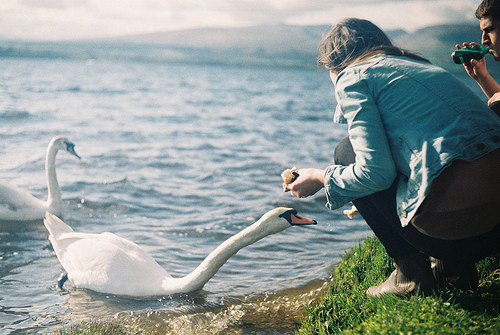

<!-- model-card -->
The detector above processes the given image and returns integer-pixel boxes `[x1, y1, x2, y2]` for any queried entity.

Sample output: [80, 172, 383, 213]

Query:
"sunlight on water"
[118, 279, 330, 334]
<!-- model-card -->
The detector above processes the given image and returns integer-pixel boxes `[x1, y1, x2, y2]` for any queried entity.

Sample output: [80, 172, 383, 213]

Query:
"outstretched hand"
[286, 168, 325, 198]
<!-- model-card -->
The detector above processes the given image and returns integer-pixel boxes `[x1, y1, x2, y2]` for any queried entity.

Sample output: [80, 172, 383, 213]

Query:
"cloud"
[0, 0, 482, 40]
[285, 0, 479, 32]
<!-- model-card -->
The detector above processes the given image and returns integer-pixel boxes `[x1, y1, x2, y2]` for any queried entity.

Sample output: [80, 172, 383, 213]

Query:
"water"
[0, 56, 371, 334]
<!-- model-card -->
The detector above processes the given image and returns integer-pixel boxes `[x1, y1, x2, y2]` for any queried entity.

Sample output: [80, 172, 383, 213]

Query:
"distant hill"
[1, 23, 500, 74]
[104, 25, 406, 68]
[116, 25, 329, 50]
[0, 25, 330, 68]
[394, 24, 500, 76]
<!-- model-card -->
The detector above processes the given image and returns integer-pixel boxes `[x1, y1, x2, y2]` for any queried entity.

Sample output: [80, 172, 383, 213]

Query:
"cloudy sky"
[0, 0, 483, 41]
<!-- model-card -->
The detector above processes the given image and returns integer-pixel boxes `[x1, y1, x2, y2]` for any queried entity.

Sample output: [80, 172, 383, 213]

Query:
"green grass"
[297, 236, 500, 334]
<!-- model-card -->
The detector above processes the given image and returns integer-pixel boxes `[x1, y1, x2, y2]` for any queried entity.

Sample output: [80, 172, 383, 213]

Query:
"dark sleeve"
[489, 100, 500, 117]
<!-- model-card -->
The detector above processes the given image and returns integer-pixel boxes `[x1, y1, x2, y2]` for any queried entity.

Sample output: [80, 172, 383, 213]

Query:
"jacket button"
[493, 135, 500, 143]
[476, 143, 485, 151]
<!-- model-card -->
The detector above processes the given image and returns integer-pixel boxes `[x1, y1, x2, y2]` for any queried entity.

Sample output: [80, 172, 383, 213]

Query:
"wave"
[0, 109, 33, 120]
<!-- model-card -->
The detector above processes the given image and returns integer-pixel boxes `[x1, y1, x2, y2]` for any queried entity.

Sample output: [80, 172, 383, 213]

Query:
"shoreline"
[296, 236, 500, 334]
[53, 235, 500, 334]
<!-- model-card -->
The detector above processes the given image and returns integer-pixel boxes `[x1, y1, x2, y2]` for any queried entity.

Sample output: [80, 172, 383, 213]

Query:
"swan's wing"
[45, 215, 171, 295]
[0, 181, 46, 220]
[44, 212, 74, 236]
[54, 231, 163, 268]
[44, 213, 150, 255]
[64, 233, 172, 295]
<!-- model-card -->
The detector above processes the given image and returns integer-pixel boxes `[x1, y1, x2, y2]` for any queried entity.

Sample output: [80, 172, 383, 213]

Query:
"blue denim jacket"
[324, 54, 500, 227]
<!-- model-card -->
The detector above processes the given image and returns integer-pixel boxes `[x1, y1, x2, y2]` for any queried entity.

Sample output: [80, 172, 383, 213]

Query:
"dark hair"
[476, 0, 500, 20]
[317, 18, 429, 72]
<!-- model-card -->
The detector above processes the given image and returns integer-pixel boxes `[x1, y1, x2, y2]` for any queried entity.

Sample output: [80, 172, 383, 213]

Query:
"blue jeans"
[334, 137, 500, 262]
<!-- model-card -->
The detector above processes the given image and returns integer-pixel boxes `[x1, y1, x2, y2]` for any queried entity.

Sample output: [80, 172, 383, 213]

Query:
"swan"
[0, 136, 80, 222]
[43, 207, 316, 297]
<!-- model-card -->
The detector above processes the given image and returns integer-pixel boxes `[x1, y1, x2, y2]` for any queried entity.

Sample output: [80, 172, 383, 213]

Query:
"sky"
[0, 0, 483, 41]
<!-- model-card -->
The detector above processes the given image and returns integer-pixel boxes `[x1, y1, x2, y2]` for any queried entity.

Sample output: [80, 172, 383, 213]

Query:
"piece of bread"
[343, 205, 358, 219]
[281, 167, 299, 192]
[281, 167, 298, 184]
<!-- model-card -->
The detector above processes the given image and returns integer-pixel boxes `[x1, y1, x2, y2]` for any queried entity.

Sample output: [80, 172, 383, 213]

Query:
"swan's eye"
[65, 142, 74, 151]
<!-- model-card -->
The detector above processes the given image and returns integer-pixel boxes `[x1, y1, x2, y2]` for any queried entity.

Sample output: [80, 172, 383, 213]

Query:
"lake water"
[1, 55, 376, 334]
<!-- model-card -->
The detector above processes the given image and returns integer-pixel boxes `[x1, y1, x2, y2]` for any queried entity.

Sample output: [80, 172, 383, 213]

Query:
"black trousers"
[334, 137, 500, 262]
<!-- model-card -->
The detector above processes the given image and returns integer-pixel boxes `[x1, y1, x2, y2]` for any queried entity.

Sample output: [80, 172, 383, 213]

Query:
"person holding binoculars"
[456, 0, 500, 113]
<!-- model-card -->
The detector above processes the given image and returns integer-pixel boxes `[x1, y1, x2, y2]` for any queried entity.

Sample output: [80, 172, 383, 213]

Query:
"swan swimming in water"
[44, 207, 316, 297]
[0, 136, 80, 222]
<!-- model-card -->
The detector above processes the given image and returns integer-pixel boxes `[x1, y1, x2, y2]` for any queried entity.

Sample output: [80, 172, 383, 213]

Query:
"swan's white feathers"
[44, 207, 311, 297]
[64, 235, 170, 294]
[0, 181, 46, 221]
[44, 213, 171, 295]
[43, 211, 74, 237]
[0, 136, 79, 222]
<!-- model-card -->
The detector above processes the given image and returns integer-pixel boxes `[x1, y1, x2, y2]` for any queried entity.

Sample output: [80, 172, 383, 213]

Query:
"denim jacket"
[324, 54, 500, 227]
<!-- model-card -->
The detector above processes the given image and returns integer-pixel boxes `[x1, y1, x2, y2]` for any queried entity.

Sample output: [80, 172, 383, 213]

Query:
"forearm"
[476, 73, 500, 98]
[323, 161, 396, 210]
[460, 57, 500, 98]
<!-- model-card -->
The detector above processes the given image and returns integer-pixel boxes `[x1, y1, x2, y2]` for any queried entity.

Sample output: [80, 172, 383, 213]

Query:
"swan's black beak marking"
[65, 142, 81, 159]
[279, 209, 317, 226]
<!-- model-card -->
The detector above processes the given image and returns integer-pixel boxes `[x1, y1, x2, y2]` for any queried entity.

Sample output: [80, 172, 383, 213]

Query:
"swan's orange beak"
[290, 213, 317, 225]
[279, 209, 317, 225]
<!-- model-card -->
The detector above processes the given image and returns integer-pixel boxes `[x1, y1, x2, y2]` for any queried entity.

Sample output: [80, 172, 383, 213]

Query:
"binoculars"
[452, 45, 490, 64]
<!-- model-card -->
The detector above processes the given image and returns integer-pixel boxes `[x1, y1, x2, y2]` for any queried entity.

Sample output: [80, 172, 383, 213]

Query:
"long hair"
[317, 18, 429, 72]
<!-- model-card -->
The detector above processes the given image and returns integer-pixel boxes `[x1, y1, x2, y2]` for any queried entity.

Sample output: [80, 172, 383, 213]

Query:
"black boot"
[367, 253, 436, 297]
[430, 258, 479, 290]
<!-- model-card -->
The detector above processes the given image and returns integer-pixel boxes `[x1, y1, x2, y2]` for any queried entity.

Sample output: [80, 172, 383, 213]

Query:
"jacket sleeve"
[324, 70, 397, 210]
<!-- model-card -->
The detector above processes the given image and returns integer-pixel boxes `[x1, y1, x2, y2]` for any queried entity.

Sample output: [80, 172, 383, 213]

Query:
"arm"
[468, 59, 500, 100]
[457, 43, 500, 100]
[322, 90, 397, 209]
[288, 71, 397, 208]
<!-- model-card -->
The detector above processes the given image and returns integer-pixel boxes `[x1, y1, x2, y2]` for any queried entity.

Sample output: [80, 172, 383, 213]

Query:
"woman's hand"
[286, 168, 325, 198]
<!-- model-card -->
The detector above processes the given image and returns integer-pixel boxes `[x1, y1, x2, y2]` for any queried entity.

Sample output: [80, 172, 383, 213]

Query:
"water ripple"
[0, 57, 371, 335]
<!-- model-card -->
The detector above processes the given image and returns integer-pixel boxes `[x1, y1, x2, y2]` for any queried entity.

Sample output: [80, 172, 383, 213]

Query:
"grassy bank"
[297, 236, 500, 334]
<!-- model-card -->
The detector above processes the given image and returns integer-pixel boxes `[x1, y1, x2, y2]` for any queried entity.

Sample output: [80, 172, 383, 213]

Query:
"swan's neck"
[46, 145, 61, 212]
[164, 219, 273, 294]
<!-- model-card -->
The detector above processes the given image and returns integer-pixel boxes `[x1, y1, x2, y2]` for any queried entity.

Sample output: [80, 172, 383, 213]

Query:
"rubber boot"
[430, 258, 479, 290]
[367, 253, 436, 297]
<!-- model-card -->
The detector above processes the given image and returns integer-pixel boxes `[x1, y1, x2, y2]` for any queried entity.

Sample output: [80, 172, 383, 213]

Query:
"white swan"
[0, 136, 80, 222]
[44, 207, 316, 297]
